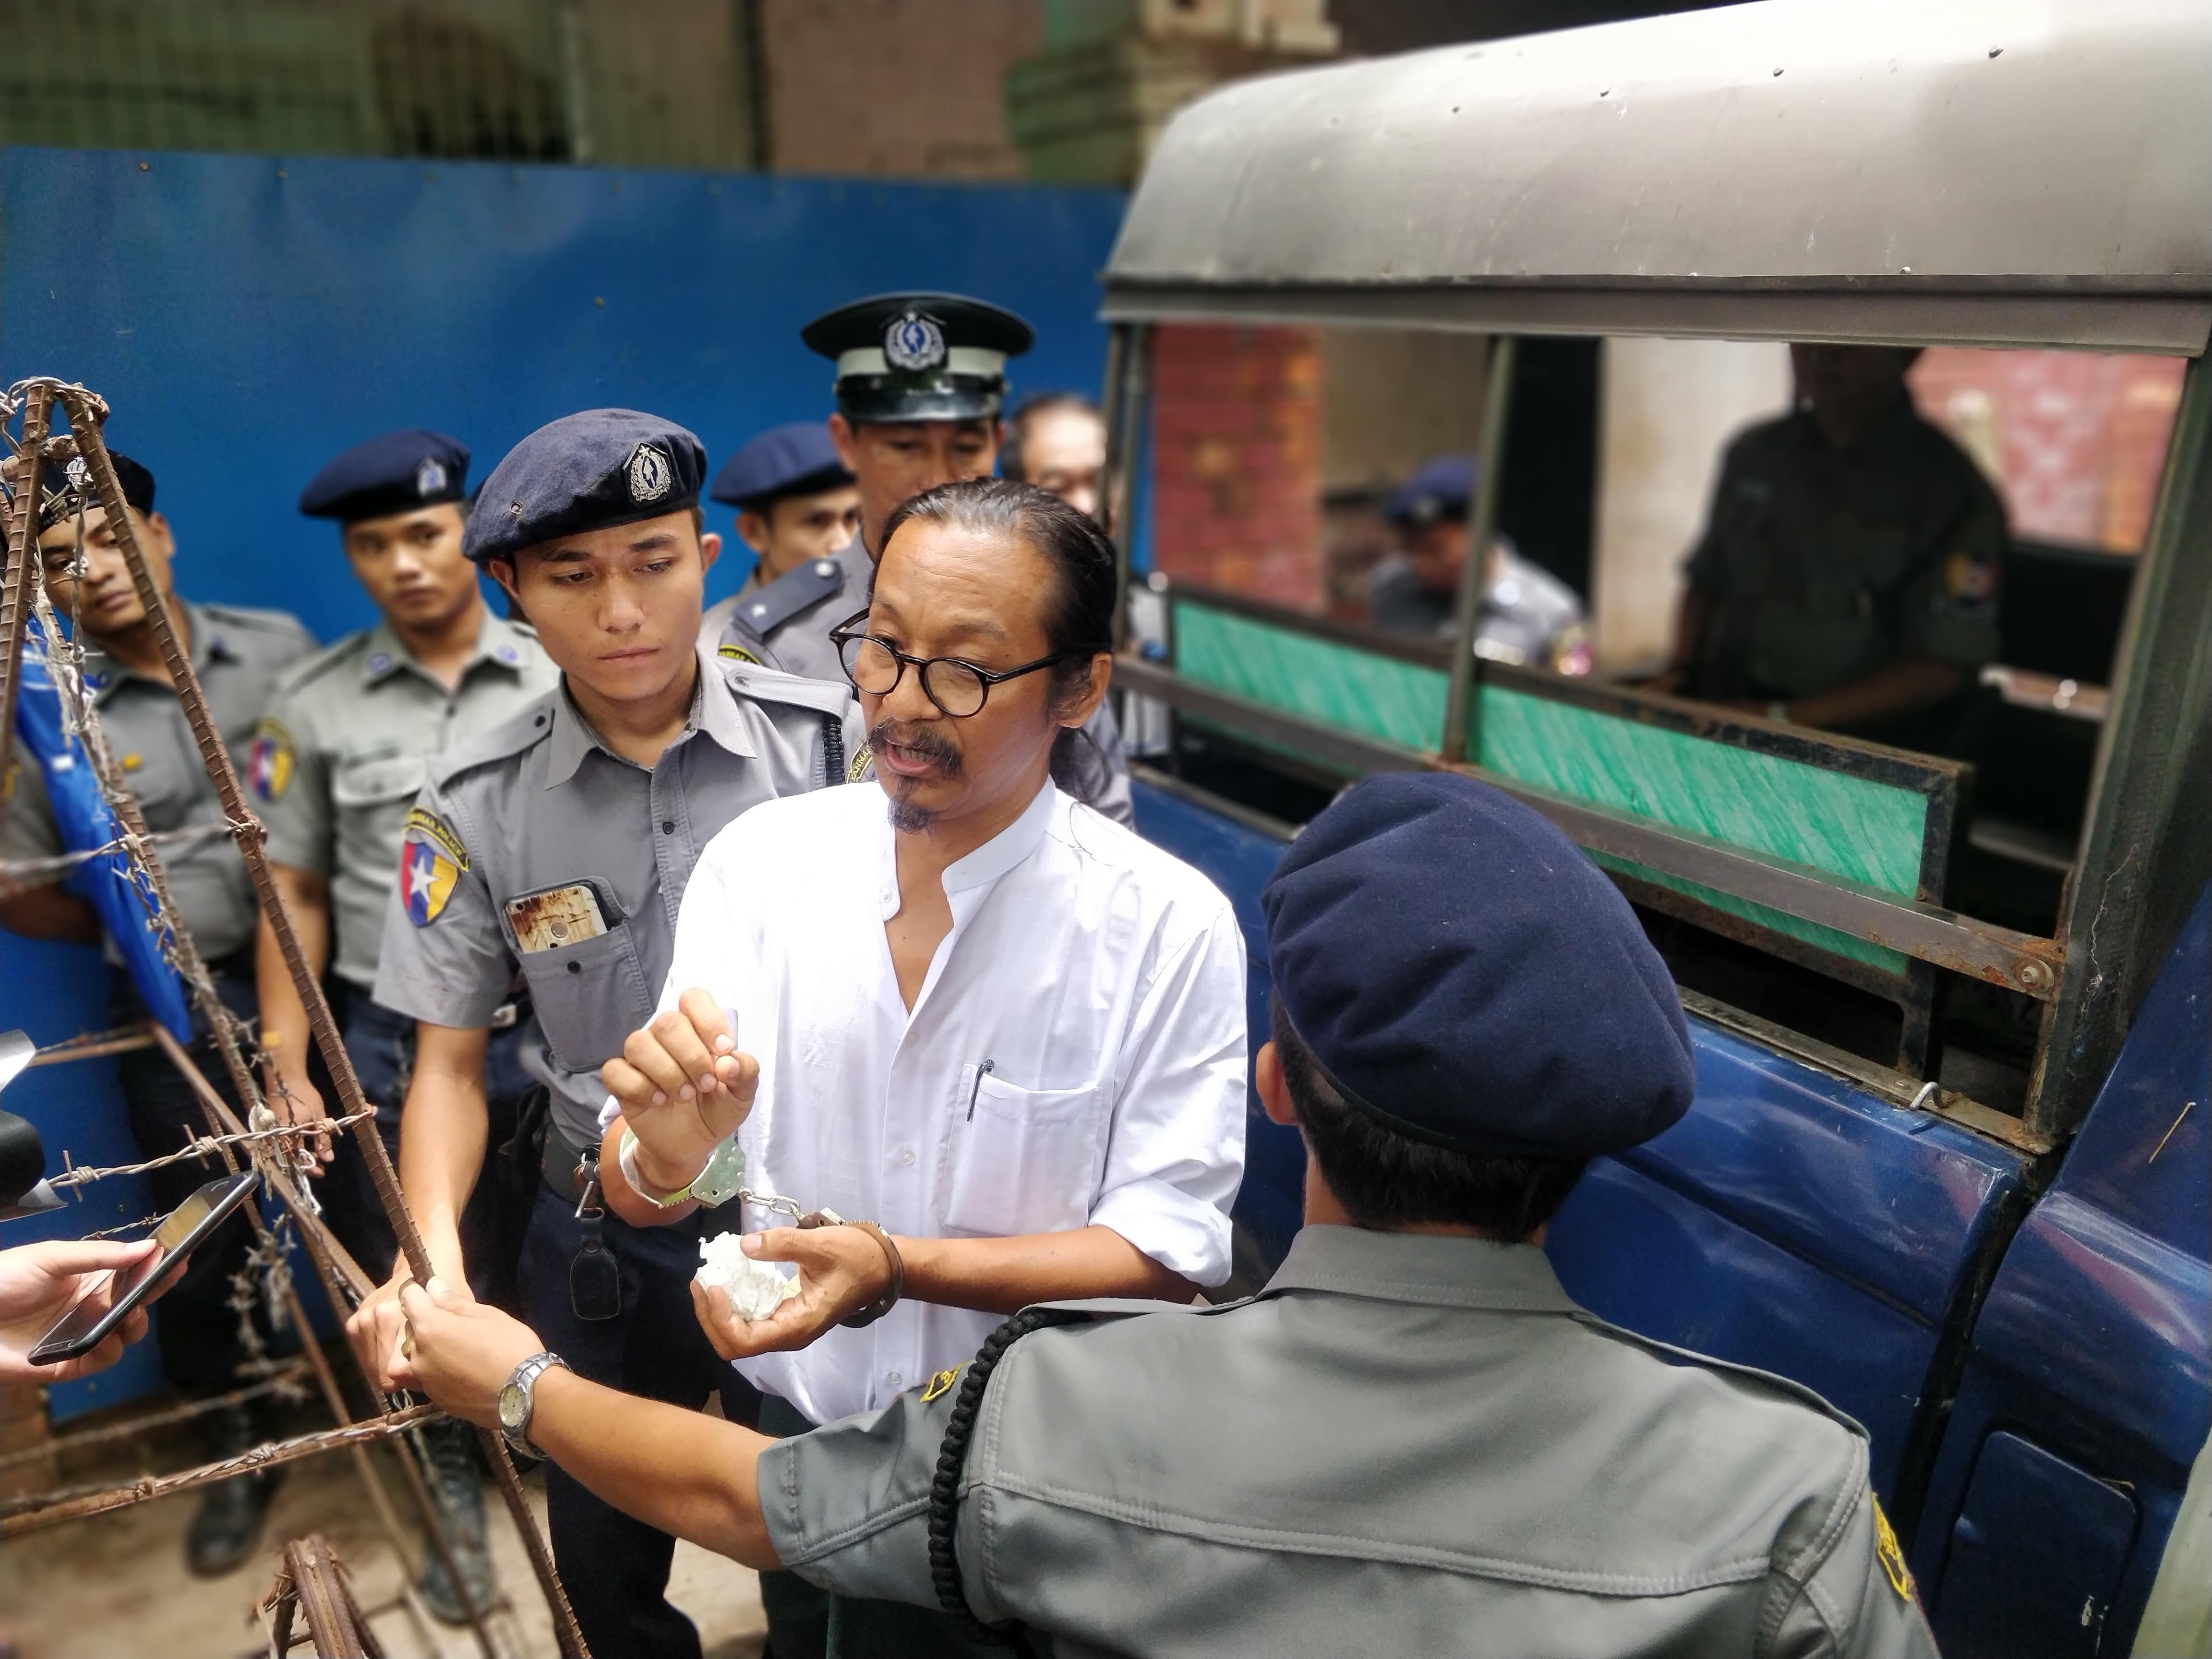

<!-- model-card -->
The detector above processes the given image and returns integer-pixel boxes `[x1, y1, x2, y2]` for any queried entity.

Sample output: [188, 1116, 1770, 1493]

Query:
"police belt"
[541, 1118, 597, 1200]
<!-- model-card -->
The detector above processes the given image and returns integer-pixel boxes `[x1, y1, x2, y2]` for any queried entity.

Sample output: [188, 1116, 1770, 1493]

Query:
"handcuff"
[617, 1129, 902, 1328]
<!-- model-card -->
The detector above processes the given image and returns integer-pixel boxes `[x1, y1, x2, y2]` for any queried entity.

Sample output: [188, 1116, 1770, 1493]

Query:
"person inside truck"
[1368, 453, 1592, 674]
[1654, 343, 2005, 748]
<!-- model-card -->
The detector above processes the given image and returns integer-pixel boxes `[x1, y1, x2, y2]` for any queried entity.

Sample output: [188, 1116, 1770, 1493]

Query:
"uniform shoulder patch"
[247, 719, 295, 802]
[1870, 1495, 1915, 1603]
[1941, 547, 1999, 614]
[717, 642, 762, 665]
[402, 805, 470, 872]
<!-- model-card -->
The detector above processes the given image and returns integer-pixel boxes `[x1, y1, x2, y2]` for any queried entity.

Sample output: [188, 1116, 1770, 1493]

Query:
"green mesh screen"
[1170, 596, 1930, 975]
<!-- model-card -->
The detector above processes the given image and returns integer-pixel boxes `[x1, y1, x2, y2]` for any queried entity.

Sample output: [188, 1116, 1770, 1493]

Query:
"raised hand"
[601, 989, 758, 1195]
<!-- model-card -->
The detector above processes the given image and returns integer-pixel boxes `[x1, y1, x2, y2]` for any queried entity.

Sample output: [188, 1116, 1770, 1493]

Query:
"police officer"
[715, 292, 1133, 824]
[346, 409, 862, 1659]
[1661, 344, 2003, 746]
[1369, 454, 1592, 674]
[251, 429, 557, 1621]
[0, 453, 314, 1574]
[394, 769, 1938, 1658]
[697, 421, 859, 652]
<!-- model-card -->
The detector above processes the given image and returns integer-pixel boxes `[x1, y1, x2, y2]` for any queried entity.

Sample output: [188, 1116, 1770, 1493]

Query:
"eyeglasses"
[827, 608, 1085, 720]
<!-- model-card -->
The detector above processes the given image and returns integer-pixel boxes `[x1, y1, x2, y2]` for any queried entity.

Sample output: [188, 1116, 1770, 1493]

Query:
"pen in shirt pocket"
[965, 1058, 995, 1120]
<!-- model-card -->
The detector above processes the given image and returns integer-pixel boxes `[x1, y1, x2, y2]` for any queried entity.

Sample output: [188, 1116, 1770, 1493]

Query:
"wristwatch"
[620, 1128, 746, 1209]
[498, 1351, 569, 1459]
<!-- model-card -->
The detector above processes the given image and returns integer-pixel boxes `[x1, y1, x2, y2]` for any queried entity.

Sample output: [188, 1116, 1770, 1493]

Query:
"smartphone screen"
[29, 1172, 257, 1364]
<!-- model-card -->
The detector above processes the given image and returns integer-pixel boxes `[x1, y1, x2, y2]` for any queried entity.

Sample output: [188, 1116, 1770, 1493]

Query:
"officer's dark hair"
[878, 477, 1115, 806]
[1269, 995, 1588, 1240]
[1001, 391, 1102, 484]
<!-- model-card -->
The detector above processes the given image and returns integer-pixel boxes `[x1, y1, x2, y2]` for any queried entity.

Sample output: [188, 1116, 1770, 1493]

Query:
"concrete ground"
[0, 1406, 765, 1659]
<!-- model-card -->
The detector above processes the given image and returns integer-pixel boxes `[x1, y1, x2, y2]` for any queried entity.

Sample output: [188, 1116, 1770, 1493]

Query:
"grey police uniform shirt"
[1, 599, 315, 965]
[706, 534, 1137, 827]
[1370, 541, 1588, 670]
[370, 651, 864, 1153]
[253, 612, 557, 993]
[1685, 404, 2004, 701]
[763, 1227, 1939, 1659]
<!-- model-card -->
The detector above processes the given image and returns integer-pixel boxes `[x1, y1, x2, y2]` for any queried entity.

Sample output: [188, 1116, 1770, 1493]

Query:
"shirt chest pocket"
[333, 749, 427, 815]
[513, 918, 656, 1076]
[938, 1070, 1106, 1239]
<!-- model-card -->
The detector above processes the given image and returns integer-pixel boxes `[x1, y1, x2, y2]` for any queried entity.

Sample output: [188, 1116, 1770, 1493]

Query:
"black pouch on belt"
[499, 1084, 553, 1197]
[570, 1152, 622, 1322]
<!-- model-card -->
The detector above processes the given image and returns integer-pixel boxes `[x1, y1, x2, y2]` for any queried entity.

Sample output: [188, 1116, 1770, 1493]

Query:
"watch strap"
[503, 1350, 568, 1458]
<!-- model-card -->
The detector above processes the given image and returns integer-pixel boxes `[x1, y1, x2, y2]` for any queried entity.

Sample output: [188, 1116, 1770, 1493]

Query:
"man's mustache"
[868, 717, 964, 776]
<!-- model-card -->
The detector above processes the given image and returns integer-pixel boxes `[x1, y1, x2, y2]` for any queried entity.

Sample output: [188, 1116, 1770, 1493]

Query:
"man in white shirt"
[595, 477, 1248, 1656]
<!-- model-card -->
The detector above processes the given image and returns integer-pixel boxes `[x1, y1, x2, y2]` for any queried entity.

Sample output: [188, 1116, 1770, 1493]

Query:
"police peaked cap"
[300, 429, 469, 524]
[1262, 773, 1696, 1160]
[464, 409, 706, 565]
[709, 421, 854, 511]
[802, 292, 1034, 424]
[1382, 454, 1477, 528]
[38, 450, 156, 529]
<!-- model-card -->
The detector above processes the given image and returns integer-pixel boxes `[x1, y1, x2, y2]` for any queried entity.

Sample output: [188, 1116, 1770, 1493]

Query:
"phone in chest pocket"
[505, 883, 609, 952]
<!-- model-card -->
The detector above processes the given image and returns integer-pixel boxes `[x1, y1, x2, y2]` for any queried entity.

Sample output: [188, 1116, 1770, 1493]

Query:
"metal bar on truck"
[1115, 655, 2063, 999]
[1442, 335, 1516, 763]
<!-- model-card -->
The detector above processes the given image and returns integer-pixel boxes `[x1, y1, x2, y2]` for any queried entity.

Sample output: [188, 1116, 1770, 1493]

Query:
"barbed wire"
[0, 822, 232, 896]
[0, 1361, 313, 1473]
[43, 1109, 374, 1193]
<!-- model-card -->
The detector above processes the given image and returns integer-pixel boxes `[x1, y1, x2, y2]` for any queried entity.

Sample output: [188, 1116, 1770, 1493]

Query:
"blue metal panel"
[0, 146, 1126, 1411]
[1913, 885, 2211, 1650]
[0, 147, 1127, 640]
[1931, 1431, 2139, 1659]
[1545, 1030, 2024, 1500]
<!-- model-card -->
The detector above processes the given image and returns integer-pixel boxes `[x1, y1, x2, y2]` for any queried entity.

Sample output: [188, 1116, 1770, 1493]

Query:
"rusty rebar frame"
[265, 1534, 386, 1659]
[0, 387, 587, 1657]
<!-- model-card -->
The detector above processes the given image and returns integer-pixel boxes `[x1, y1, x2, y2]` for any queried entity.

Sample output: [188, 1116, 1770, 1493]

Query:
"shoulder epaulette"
[269, 629, 371, 697]
[727, 557, 846, 640]
[200, 601, 314, 641]
[426, 689, 560, 787]
[718, 658, 855, 718]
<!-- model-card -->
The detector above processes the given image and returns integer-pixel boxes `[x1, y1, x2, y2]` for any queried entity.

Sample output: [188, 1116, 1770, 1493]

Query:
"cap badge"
[883, 311, 947, 373]
[627, 442, 673, 504]
[414, 455, 448, 497]
[64, 456, 88, 489]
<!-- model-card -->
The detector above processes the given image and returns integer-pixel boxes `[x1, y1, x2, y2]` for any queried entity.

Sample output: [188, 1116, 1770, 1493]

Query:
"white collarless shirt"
[617, 777, 1248, 1426]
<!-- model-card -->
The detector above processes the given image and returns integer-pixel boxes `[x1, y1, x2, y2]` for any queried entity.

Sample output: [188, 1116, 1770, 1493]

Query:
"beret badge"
[627, 442, 673, 504]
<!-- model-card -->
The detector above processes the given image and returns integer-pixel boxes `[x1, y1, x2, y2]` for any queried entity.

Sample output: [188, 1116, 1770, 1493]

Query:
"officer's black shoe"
[416, 1418, 499, 1625]
[186, 1405, 283, 1576]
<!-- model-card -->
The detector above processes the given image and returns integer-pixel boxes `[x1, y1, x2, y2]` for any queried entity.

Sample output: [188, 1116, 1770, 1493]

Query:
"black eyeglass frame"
[826, 607, 1095, 720]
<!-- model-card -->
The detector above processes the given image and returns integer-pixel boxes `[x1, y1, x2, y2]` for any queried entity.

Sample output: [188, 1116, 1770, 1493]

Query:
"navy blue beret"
[39, 450, 154, 528]
[464, 409, 705, 565]
[802, 292, 1034, 423]
[709, 422, 853, 511]
[1382, 454, 1476, 528]
[1262, 773, 1695, 1159]
[300, 429, 469, 523]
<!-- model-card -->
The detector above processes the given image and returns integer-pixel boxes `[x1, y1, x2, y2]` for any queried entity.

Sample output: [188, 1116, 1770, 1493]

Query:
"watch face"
[499, 1380, 527, 1435]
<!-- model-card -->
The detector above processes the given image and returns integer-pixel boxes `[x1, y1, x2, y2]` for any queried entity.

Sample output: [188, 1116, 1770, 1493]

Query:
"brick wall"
[1149, 325, 1325, 607]
[757, 0, 1043, 178]
[1910, 350, 2186, 553]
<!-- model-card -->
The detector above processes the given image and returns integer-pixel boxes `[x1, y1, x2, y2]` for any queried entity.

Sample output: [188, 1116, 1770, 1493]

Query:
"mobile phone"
[27, 1171, 259, 1366]
[506, 882, 610, 953]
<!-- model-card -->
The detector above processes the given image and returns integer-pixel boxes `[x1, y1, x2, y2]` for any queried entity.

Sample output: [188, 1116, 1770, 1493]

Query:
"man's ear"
[828, 414, 861, 474]
[733, 510, 770, 556]
[698, 530, 721, 576]
[486, 557, 521, 607]
[1057, 652, 1112, 730]
[1255, 1042, 1298, 1128]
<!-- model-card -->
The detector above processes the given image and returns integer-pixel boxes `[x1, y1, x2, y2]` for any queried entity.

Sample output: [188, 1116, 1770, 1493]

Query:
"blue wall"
[1, 146, 1125, 1414]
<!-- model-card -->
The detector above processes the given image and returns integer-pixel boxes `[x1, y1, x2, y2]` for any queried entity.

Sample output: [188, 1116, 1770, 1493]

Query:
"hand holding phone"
[1, 1237, 163, 1382]
[19, 1172, 258, 1372]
